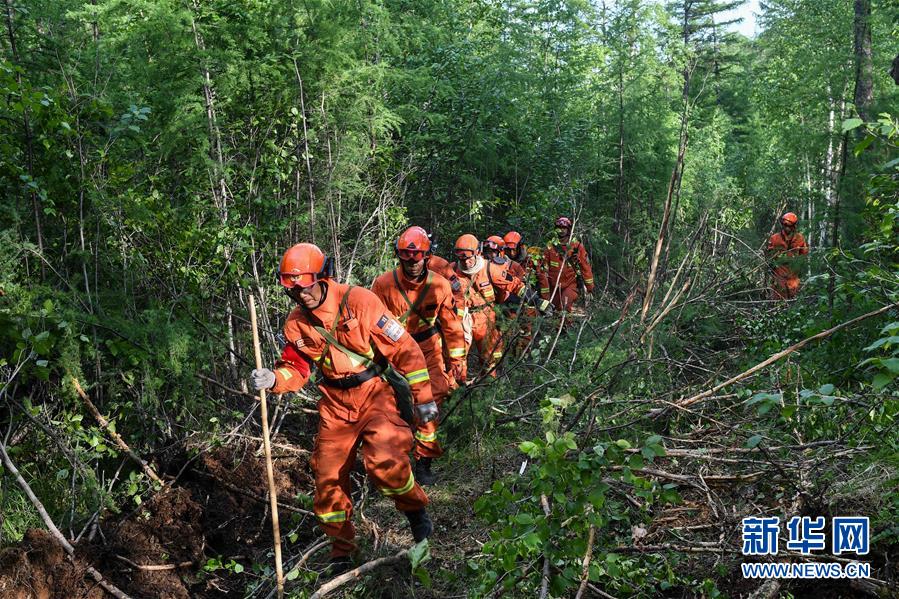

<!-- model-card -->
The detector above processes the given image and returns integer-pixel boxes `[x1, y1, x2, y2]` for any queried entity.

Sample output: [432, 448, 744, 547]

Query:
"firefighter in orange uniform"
[371, 227, 467, 485]
[482, 235, 519, 304]
[250, 243, 434, 572]
[538, 216, 595, 311]
[504, 231, 537, 284]
[452, 235, 550, 374]
[766, 212, 809, 300]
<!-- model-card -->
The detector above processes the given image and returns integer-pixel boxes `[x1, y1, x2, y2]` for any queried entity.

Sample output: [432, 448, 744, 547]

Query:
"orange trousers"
[311, 379, 428, 557]
[771, 266, 801, 300]
[413, 335, 455, 459]
[548, 285, 579, 312]
[468, 308, 503, 376]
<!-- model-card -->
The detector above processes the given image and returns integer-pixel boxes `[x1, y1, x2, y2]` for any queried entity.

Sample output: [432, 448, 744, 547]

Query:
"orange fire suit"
[453, 258, 525, 373]
[538, 240, 595, 311]
[428, 255, 462, 294]
[270, 281, 432, 557]
[371, 268, 466, 459]
[766, 231, 809, 299]
[507, 258, 526, 281]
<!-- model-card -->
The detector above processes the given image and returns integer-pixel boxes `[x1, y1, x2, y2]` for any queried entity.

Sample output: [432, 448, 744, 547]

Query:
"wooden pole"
[249, 295, 285, 597]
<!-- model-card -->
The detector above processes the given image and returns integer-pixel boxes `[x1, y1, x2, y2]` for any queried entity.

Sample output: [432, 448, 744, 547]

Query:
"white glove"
[250, 368, 275, 390]
[414, 401, 439, 424]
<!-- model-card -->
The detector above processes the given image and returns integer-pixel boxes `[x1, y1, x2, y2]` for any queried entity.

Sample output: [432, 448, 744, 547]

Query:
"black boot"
[415, 457, 437, 486]
[327, 555, 353, 576]
[404, 508, 433, 543]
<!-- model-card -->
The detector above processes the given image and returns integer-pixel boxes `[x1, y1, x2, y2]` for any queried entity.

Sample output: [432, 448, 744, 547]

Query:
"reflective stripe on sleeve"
[448, 347, 466, 358]
[540, 287, 550, 294]
[415, 430, 438, 443]
[380, 472, 415, 496]
[317, 510, 347, 523]
[584, 278, 594, 284]
[277, 368, 293, 381]
[405, 368, 430, 385]
[549, 261, 560, 267]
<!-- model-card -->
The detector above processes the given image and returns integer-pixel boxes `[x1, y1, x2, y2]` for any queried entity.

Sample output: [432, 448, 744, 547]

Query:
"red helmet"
[454, 234, 480, 258]
[503, 231, 522, 249]
[781, 212, 799, 226]
[279, 243, 330, 288]
[555, 216, 572, 229]
[396, 226, 431, 261]
[484, 235, 505, 251]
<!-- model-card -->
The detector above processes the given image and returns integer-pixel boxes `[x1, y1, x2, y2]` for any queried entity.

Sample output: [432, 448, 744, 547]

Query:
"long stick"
[650, 302, 897, 417]
[249, 295, 284, 597]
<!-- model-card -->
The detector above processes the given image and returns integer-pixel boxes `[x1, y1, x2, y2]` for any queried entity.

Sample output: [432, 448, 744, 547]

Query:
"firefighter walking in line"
[538, 216, 595, 311]
[766, 212, 809, 300]
[371, 226, 467, 485]
[452, 234, 550, 374]
[250, 243, 435, 572]
[504, 231, 539, 285]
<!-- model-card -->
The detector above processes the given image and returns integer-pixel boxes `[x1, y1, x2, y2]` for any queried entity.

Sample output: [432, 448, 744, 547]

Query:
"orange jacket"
[507, 258, 526, 281]
[370, 268, 467, 369]
[427, 255, 462, 294]
[485, 257, 525, 304]
[766, 231, 809, 280]
[538, 240, 594, 297]
[271, 281, 433, 418]
[452, 257, 524, 311]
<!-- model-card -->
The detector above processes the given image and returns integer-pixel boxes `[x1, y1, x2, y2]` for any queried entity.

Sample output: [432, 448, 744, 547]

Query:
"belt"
[319, 363, 385, 390]
[411, 325, 440, 342]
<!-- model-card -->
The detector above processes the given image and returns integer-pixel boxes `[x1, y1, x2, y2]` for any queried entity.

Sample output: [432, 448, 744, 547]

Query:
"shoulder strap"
[392, 269, 433, 325]
[312, 286, 377, 370]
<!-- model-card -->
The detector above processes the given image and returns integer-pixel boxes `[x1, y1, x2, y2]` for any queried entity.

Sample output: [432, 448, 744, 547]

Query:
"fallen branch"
[649, 302, 897, 417]
[114, 554, 194, 571]
[539, 494, 552, 599]
[309, 549, 409, 599]
[72, 377, 163, 484]
[574, 522, 596, 599]
[0, 438, 132, 599]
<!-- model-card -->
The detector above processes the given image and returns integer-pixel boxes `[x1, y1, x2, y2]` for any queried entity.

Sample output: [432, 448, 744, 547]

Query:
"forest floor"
[1, 298, 897, 598]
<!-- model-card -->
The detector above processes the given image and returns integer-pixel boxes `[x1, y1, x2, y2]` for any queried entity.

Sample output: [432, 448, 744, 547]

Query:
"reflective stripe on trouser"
[470, 309, 502, 378]
[312, 379, 429, 557]
[549, 284, 579, 312]
[414, 338, 451, 459]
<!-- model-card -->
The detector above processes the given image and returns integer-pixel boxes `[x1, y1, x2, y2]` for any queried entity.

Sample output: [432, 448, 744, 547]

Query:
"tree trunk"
[4, 0, 44, 278]
[852, 0, 873, 122]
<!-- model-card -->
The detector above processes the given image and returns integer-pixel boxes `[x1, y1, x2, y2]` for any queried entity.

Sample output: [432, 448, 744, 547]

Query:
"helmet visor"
[279, 271, 320, 289]
[398, 249, 426, 261]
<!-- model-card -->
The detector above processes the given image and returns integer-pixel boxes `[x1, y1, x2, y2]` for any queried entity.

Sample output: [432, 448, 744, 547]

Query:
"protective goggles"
[397, 249, 427, 261]
[279, 271, 321, 289]
[505, 242, 519, 250]
[454, 249, 477, 259]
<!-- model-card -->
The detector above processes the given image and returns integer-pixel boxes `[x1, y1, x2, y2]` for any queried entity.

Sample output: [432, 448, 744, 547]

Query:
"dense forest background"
[1, 0, 897, 597]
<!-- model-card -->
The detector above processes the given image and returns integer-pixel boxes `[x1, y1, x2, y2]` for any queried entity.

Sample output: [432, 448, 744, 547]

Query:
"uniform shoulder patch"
[379, 316, 405, 342]
[479, 281, 491, 287]
[450, 278, 461, 292]
[376, 315, 389, 329]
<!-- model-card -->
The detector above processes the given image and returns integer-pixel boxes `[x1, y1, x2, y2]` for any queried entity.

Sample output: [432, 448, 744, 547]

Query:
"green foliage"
[469, 423, 685, 596]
